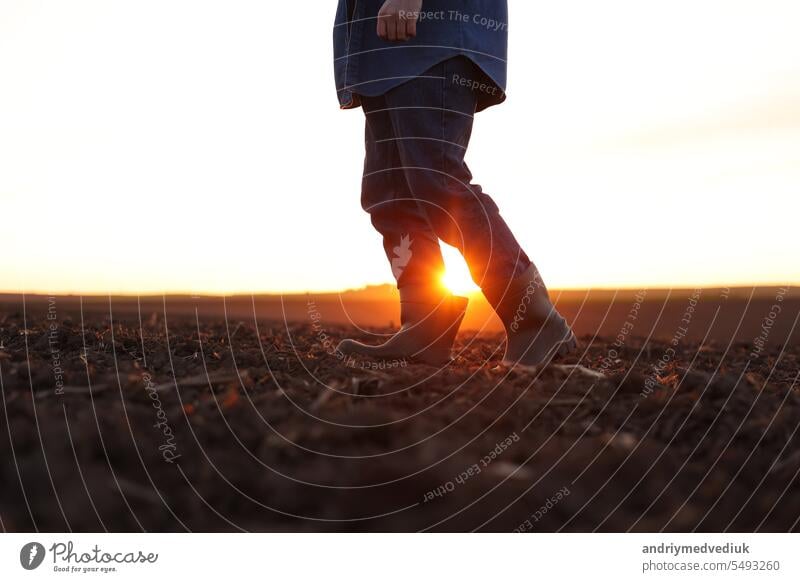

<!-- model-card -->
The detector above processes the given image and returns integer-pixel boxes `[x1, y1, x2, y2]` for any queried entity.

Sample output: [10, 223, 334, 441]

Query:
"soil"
[1, 310, 799, 532]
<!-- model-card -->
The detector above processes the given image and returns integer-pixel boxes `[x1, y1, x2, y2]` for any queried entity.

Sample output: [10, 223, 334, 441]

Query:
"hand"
[377, 0, 423, 41]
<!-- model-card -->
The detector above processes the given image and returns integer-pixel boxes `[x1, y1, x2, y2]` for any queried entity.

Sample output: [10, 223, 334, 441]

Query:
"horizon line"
[0, 281, 793, 299]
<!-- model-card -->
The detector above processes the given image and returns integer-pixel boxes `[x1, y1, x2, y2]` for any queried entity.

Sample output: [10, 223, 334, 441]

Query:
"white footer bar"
[1, 533, 796, 581]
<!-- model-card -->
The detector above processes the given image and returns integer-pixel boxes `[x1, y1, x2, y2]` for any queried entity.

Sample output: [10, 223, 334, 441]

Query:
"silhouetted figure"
[334, 0, 576, 366]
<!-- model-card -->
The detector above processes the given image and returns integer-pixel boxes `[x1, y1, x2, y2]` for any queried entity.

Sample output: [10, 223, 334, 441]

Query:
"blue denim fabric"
[360, 57, 531, 291]
[334, 0, 508, 112]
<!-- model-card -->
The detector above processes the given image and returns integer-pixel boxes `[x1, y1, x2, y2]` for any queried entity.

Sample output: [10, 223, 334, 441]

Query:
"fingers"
[377, 13, 400, 41]
[387, 17, 398, 41]
[377, 13, 388, 39]
[377, 7, 418, 41]
[406, 16, 417, 38]
[397, 15, 416, 41]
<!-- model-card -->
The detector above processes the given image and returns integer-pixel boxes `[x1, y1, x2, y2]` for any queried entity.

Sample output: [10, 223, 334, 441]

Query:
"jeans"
[360, 57, 531, 293]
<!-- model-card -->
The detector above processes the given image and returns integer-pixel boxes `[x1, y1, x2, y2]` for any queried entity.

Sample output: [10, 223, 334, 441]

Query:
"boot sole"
[502, 330, 578, 368]
[335, 299, 468, 368]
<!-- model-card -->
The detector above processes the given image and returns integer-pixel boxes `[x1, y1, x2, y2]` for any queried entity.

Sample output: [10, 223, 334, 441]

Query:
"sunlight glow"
[440, 245, 481, 296]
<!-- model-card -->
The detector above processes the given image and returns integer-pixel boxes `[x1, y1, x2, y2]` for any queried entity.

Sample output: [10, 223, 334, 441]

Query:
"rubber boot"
[484, 264, 577, 367]
[337, 288, 468, 366]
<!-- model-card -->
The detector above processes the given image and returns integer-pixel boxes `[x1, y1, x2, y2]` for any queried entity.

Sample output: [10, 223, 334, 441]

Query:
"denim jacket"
[333, 0, 508, 111]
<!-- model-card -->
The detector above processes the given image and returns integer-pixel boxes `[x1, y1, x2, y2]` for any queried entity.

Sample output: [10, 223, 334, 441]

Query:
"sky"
[1, 0, 798, 295]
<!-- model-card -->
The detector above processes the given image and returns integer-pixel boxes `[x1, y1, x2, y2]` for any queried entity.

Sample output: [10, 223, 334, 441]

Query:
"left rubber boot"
[484, 264, 577, 367]
[337, 289, 468, 366]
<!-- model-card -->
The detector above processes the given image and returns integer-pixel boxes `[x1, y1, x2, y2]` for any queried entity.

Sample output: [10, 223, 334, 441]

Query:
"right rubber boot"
[484, 264, 578, 367]
[337, 290, 468, 366]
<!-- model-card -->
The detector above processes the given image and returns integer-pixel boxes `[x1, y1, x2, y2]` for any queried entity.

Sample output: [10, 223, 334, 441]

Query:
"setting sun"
[440, 244, 481, 295]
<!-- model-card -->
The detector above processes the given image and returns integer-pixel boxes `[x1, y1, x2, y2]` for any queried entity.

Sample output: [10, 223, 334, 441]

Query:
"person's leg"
[383, 57, 577, 366]
[381, 57, 531, 292]
[336, 94, 469, 365]
[360, 94, 446, 296]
